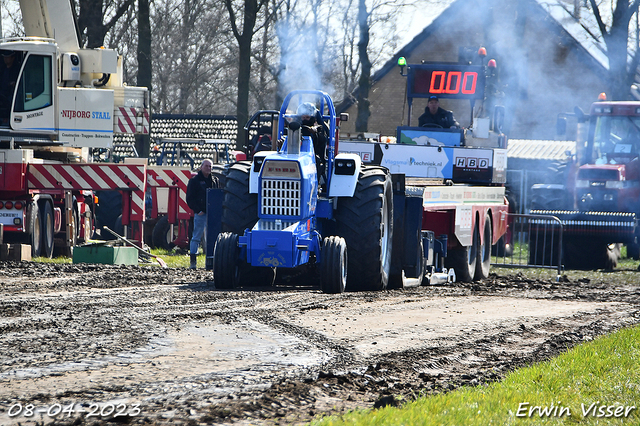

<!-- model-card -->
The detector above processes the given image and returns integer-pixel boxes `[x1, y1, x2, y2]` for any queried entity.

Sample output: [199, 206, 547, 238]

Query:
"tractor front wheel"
[320, 236, 347, 294]
[213, 232, 240, 290]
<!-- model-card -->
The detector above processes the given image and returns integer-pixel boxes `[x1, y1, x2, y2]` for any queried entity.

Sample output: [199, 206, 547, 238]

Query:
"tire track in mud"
[0, 262, 639, 425]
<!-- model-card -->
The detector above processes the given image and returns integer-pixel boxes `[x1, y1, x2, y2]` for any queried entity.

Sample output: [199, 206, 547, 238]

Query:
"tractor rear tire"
[221, 162, 258, 235]
[42, 201, 55, 259]
[475, 213, 492, 280]
[320, 236, 347, 294]
[335, 166, 393, 292]
[446, 223, 478, 282]
[211, 163, 228, 189]
[213, 232, 240, 290]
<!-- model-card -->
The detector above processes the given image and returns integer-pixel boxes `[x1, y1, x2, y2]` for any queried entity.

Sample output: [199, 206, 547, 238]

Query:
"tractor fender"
[249, 152, 277, 194]
[328, 153, 362, 197]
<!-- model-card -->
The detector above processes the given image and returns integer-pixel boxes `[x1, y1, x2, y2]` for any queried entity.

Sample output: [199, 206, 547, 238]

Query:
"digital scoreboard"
[407, 64, 486, 101]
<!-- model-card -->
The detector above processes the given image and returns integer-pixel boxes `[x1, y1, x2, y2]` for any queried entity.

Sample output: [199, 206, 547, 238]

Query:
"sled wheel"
[475, 213, 492, 280]
[320, 236, 347, 294]
[447, 223, 478, 283]
[335, 166, 393, 292]
[213, 232, 240, 289]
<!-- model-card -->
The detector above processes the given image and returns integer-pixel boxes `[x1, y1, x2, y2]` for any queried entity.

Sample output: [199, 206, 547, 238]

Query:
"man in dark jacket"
[418, 95, 459, 129]
[186, 159, 216, 269]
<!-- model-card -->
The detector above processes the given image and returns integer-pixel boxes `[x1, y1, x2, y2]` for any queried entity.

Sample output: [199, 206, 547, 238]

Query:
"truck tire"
[628, 242, 640, 260]
[213, 232, 239, 290]
[335, 166, 393, 292]
[221, 162, 258, 235]
[42, 201, 55, 259]
[320, 236, 347, 294]
[29, 203, 42, 257]
[475, 213, 492, 280]
[447, 223, 478, 282]
[152, 216, 175, 250]
[564, 238, 620, 270]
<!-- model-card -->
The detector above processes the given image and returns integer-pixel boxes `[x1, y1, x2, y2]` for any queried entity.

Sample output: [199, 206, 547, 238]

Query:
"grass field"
[312, 325, 640, 425]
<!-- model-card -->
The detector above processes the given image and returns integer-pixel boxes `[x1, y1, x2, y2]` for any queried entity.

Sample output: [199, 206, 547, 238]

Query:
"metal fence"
[492, 213, 564, 280]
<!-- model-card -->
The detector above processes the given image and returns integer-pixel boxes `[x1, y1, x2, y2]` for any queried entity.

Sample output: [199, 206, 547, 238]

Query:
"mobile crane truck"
[530, 96, 640, 270]
[0, 0, 150, 257]
[211, 53, 508, 291]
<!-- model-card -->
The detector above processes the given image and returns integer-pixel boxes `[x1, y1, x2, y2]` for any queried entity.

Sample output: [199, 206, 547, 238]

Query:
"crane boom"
[20, 0, 80, 51]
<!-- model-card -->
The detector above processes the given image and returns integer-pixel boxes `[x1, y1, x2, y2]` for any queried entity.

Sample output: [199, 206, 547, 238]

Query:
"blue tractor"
[212, 91, 394, 293]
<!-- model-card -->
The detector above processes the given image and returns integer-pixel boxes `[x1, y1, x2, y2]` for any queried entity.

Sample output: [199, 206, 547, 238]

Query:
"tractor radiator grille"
[261, 179, 301, 217]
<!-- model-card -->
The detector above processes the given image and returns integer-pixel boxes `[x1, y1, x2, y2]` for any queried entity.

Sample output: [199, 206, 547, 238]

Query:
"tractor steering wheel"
[422, 123, 443, 128]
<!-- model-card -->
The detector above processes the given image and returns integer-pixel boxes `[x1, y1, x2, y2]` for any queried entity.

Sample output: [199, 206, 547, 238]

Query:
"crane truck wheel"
[475, 213, 492, 280]
[221, 162, 258, 235]
[213, 232, 240, 290]
[446, 223, 479, 282]
[335, 166, 393, 292]
[320, 236, 347, 294]
[62, 206, 79, 257]
[41, 201, 55, 259]
[29, 202, 43, 258]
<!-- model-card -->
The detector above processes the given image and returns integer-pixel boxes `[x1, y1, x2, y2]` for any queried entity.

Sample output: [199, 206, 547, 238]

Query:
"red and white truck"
[0, 0, 150, 257]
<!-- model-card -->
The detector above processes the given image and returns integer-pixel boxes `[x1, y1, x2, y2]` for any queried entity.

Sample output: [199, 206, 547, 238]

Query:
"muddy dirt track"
[0, 261, 639, 425]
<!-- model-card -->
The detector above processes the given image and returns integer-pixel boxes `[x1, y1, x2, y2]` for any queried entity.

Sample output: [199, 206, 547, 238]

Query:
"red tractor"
[530, 99, 640, 269]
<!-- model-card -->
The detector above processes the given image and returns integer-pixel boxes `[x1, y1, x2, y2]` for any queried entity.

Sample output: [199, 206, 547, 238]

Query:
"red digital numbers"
[429, 71, 478, 95]
[410, 65, 484, 100]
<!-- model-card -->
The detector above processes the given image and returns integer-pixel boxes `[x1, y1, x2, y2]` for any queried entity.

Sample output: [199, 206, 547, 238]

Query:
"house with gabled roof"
[338, 0, 611, 141]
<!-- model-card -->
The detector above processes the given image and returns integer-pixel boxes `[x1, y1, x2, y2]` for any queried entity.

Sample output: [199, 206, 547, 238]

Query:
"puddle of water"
[0, 317, 332, 404]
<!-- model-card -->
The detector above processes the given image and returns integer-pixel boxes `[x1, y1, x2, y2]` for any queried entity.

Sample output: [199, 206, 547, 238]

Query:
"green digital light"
[397, 57, 406, 67]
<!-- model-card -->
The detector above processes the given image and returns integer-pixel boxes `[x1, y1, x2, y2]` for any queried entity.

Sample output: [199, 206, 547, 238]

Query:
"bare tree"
[151, 0, 233, 114]
[339, 0, 404, 131]
[225, 0, 270, 149]
[76, 0, 136, 48]
[355, 0, 371, 131]
[588, 0, 640, 99]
